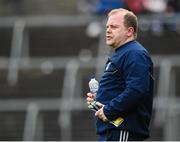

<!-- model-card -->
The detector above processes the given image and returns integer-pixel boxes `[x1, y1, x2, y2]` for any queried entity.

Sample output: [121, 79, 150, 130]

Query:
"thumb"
[95, 109, 100, 116]
[95, 102, 104, 108]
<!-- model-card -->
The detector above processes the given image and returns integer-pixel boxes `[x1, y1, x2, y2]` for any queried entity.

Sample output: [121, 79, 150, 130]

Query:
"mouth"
[106, 36, 112, 40]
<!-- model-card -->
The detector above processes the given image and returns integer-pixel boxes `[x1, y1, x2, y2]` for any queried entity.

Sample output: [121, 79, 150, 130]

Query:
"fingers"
[95, 107, 101, 116]
[96, 101, 104, 108]
[95, 107, 108, 122]
[86, 93, 96, 104]
[87, 93, 96, 99]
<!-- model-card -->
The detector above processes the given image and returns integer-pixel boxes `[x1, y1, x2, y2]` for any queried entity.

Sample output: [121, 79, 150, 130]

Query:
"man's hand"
[86, 94, 108, 122]
[86, 92, 96, 105]
[95, 102, 108, 122]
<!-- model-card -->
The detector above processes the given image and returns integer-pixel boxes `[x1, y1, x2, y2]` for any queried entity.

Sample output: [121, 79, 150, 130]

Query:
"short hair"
[108, 8, 138, 39]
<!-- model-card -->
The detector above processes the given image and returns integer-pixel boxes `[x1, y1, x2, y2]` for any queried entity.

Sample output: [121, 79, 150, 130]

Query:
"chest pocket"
[104, 62, 118, 75]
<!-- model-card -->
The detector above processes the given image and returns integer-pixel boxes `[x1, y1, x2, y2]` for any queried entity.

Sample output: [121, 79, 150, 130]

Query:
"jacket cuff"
[103, 104, 116, 121]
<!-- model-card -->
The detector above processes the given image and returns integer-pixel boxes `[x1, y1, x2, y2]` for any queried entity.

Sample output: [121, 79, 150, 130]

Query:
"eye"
[106, 25, 109, 29]
[111, 25, 117, 29]
[106, 25, 119, 30]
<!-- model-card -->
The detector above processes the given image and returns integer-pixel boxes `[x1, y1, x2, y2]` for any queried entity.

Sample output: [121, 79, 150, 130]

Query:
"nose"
[106, 27, 111, 34]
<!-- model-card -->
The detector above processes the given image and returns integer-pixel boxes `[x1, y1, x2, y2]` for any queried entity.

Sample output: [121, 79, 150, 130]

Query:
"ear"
[127, 27, 134, 37]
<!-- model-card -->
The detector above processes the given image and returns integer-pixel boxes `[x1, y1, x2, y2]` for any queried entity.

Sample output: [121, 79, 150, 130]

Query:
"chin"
[106, 41, 113, 46]
[106, 43, 116, 49]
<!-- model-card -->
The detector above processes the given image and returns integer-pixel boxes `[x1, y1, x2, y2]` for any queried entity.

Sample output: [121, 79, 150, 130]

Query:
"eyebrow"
[106, 23, 120, 27]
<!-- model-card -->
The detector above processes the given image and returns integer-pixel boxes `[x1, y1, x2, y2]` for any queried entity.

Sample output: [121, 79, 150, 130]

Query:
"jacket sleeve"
[103, 50, 153, 121]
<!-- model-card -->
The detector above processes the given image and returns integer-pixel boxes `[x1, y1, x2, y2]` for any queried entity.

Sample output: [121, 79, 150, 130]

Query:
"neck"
[114, 37, 134, 50]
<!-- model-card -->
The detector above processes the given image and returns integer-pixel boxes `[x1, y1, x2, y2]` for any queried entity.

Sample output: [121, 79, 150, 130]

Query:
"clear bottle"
[89, 77, 99, 93]
[88, 76, 99, 111]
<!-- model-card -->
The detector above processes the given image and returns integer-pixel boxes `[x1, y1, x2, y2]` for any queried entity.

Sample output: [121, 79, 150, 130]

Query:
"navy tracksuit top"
[96, 40, 154, 138]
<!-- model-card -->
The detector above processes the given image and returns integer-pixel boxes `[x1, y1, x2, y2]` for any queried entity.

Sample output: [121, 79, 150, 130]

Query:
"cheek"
[116, 30, 126, 38]
[114, 32, 123, 40]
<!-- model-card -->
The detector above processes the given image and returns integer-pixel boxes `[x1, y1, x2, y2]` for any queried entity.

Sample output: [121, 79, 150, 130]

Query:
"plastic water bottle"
[89, 77, 99, 93]
[88, 77, 99, 111]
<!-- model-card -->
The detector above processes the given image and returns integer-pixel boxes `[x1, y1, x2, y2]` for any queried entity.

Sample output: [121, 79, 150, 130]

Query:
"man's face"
[106, 12, 128, 48]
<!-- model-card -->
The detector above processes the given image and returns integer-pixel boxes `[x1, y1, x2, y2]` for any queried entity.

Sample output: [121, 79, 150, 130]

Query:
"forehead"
[106, 12, 125, 25]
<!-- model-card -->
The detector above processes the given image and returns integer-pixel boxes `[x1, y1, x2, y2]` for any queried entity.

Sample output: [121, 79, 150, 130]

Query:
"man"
[87, 8, 154, 141]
